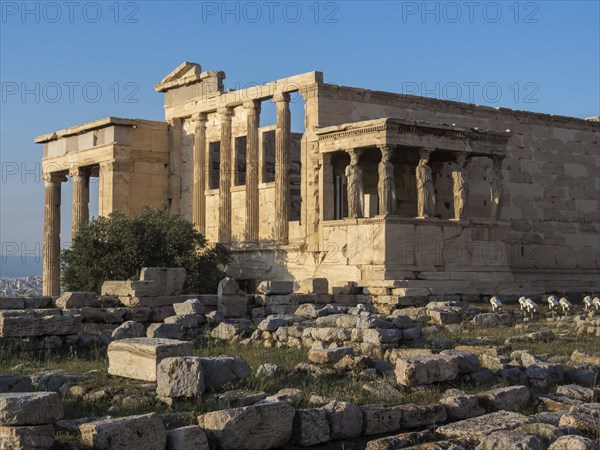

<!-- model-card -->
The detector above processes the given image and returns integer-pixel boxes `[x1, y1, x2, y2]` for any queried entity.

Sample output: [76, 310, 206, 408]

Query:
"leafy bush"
[61, 206, 230, 294]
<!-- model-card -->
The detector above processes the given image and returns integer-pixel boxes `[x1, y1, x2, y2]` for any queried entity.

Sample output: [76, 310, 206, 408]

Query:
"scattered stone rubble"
[1, 270, 600, 449]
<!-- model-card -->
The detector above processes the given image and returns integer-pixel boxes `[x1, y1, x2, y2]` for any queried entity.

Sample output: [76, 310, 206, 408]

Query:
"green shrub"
[61, 206, 230, 294]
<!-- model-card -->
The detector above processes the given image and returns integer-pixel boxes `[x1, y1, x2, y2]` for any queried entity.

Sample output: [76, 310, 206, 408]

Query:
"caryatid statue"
[451, 154, 469, 220]
[378, 145, 396, 216]
[345, 149, 364, 218]
[488, 156, 504, 220]
[416, 149, 436, 218]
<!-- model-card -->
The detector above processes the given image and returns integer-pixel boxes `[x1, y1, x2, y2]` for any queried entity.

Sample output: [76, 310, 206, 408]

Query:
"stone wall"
[315, 84, 600, 279]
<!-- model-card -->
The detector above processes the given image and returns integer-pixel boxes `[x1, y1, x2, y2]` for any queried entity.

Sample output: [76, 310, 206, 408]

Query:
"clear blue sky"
[1, 0, 599, 275]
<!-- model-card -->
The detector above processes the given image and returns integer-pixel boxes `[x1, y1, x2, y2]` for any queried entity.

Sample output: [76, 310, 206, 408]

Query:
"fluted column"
[71, 166, 90, 240]
[274, 92, 290, 243]
[168, 118, 183, 214]
[192, 113, 208, 234]
[244, 100, 261, 242]
[43, 172, 66, 297]
[218, 107, 233, 243]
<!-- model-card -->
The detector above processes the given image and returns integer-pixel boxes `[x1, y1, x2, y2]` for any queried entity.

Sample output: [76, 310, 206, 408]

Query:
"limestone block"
[0, 424, 54, 450]
[398, 404, 447, 428]
[167, 426, 209, 450]
[548, 435, 599, 450]
[436, 411, 532, 440]
[55, 291, 99, 309]
[395, 354, 459, 386]
[308, 347, 354, 364]
[0, 392, 63, 425]
[200, 356, 251, 389]
[217, 390, 268, 408]
[107, 338, 193, 381]
[120, 294, 197, 308]
[364, 430, 433, 450]
[218, 277, 243, 295]
[157, 357, 204, 398]
[257, 316, 288, 332]
[472, 313, 513, 327]
[164, 315, 199, 329]
[296, 278, 328, 294]
[427, 309, 461, 325]
[441, 392, 485, 420]
[79, 413, 166, 450]
[475, 431, 543, 450]
[558, 412, 598, 435]
[479, 386, 530, 412]
[218, 295, 248, 318]
[361, 406, 403, 435]
[151, 305, 176, 322]
[323, 401, 363, 440]
[0, 376, 32, 394]
[294, 303, 319, 318]
[391, 315, 416, 329]
[0, 311, 81, 337]
[140, 267, 186, 295]
[440, 350, 481, 374]
[147, 323, 183, 339]
[256, 281, 294, 295]
[362, 328, 403, 345]
[80, 306, 152, 323]
[210, 322, 250, 340]
[556, 385, 595, 402]
[173, 298, 204, 316]
[111, 321, 145, 340]
[0, 298, 24, 309]
[198, 401, 295, 450]
[293, 409, 330, 447]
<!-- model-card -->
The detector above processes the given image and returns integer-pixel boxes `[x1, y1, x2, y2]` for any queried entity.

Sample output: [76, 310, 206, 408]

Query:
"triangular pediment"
[155, 62, 203, 92]
[160, 61, 201, 84]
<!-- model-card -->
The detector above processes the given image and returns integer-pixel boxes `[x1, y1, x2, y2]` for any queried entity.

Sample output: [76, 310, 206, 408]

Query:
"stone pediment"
[155, 61, 202, 92]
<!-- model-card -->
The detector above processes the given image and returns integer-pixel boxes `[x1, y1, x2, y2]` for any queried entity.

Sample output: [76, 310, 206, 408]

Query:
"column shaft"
[244, 101, 261, 242]
[218, 107, 233, 243]
[71, 167, 89, 240]
[192, 113, 208, 234]
[169, 118, 183, 214]
[274, 92, 291, 243]
[43, 173, 65, 297]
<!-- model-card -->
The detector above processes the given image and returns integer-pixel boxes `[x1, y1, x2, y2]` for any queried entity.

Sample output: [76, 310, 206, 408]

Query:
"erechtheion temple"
[36, 62, 600, 297]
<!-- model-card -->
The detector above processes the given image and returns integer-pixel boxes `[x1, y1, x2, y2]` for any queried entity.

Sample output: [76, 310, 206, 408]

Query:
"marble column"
[218, 107, 233, 243]
[168, 118, 183, 214]
[451, 153, 469, 221]
[43, 172, 66, 297]
[71, 166, 90, 239]
[489, 156, 504, 220]
[192, 113, 208, 235]
[320, 153, 334, 221]
[244, 100, 261, 242]
[416, 148, 436, 218]
[378, 145, 397, 216]
[274, 92, 291, 243]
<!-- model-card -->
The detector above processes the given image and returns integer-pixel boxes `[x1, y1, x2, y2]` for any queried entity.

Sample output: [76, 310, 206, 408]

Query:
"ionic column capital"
[243, 100, 261, 112]
[191, 112, 208, 124]
[273, 92, 290, 103]
[43, 172, 67, 184]
[217, 106, 233, 118]
[168, 117, 183, 127]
